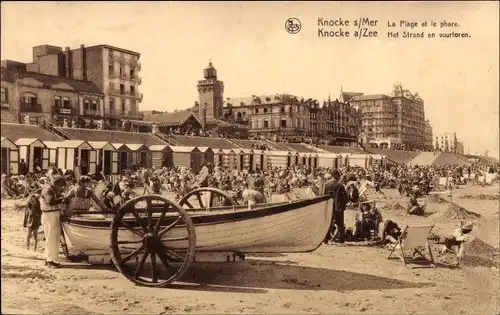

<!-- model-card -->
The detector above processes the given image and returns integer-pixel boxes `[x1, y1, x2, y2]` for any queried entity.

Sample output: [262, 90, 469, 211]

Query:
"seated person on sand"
[63, 176, 109, 215]
[407, 192, 424, 216]
[432, 222, 473, 255]
[381, 220, 402, 244]
[354, 202, 382, 241]
[1, 173, 15, 199]
[149, 176, 162, 194]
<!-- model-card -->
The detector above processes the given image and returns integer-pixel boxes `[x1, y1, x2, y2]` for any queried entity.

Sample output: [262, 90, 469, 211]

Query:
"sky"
[1, 1, 498, 157]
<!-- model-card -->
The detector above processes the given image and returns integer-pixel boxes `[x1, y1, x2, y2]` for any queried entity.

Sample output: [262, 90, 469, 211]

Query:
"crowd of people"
[1, 156, 498, 269]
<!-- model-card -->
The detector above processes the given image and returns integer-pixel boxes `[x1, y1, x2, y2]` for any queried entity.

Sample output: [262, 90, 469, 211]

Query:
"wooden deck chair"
[387, 225, 436, 268]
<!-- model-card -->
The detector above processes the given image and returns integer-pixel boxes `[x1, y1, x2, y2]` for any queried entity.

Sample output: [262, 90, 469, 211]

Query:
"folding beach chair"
[387, 225, 436, 268]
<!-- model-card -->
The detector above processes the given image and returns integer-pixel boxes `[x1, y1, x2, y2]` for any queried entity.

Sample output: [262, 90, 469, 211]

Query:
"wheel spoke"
[121, 244, 145, 265]
[183, 199, 194, 209]
[209, 191, 214, 208]
[196, 192, 204, 208]
[162, 236, 189, 242]
[158, 216, 182, 237]
[120, 221, 144, 238]
[160, 243, 186, 261]
[156, 250, 173, 272]
[117, 240, 143, 245]
[131, 209, 148, 233]
[153, 209, 167, 235]
[146, 199, 153, 232]
[134, 248, 150, 279]
[150, 252, 158, 283]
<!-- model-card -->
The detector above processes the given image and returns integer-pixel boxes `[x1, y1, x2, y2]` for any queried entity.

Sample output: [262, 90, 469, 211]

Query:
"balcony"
[52, 106, 73, 115]
[1, 102, 9, 108]
[104, 109, 142, 119]
[20, 102, 42, 112]
[83, 109, 101, 117]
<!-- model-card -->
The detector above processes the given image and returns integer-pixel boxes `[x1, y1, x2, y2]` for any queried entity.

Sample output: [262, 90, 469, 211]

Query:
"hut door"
[112, 152, 119, 174]
[249, 154, 254, 171]
[80, 149, 90, 174]
[33, 146, 43, 172]
[9, 149, 18, 175]
[260, 154, 264, 170]
[287, 156, 291, 167]
[239, 154, 244, 170]
[140, 151, 148, 167]
[302, 157, 306, 165]
[1, 148, 8, 175]
[42, 148, 50, 170]
[103, 150, 112, 175]
[120, 152, 128, 171]
[89, 150, 97, 175]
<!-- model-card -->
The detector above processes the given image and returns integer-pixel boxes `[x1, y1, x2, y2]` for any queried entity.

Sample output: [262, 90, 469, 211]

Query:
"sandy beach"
[2, 185, 499, 314]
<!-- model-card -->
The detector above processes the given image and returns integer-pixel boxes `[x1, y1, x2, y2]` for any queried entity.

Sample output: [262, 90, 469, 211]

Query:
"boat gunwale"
[64, 194, 332, 228]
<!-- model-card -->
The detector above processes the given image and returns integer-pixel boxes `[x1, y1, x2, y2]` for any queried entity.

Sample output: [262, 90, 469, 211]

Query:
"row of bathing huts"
[1, 137, 386, 176]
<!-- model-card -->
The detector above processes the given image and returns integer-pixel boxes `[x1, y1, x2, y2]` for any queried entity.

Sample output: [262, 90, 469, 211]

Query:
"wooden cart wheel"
[110, 194, 196, 287]
[178, 187, 238, 210]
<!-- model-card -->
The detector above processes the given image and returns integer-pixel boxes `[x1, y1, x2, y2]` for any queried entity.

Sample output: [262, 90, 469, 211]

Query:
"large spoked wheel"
[178, 187, 238, 210]
[110, 194, 196, 287]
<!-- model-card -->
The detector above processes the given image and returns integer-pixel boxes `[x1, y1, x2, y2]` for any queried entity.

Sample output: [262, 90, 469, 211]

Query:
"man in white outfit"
[39, 176, 67, 268]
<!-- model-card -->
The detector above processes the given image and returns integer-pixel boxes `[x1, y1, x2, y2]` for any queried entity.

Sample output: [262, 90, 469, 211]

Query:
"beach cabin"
[42, 141, 62, 169]
[88, 141, 118, 175]
[240, 148, 255, 171]
[317, 152, 338, 168]
[197, 147, 215, 166]
[264, 150, 290, 168]
[149, 144, 173, 168]
[219, 149, 237, 170]
[112, 143, 130, 173]
[171, 146, 202, 173]
[310, 153, 319, 168]
[252, 149, 265, 171]
[126, 144, 152, 168]
[15, 138, 47, 173]
[298, 152, 310, 167]
[56, 140, 95, 174]
[1, 137, 17, 175]
[348, 154, 368, 168]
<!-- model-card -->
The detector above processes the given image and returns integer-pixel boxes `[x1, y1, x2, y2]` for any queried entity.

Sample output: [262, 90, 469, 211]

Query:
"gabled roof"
[88, 141, 115, 151]
[126, 143, 149, 151]
[148, 144, 171, 151]
[1, 123, 64, 142]
[11, 69, 103, 95]
[0, 137, 17, 149]
[60, 140, 93, 150]
[171, 146, 198, 153]
[15, 138, 46, 147]
[140, 110, 203, 127]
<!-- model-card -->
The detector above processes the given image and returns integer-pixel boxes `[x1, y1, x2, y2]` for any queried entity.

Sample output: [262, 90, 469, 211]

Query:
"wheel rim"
[178, 187, 239, 210]
[110, 194, 196, 287]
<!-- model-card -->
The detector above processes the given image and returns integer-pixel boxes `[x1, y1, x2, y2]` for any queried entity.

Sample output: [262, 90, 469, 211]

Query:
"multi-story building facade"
[2, 44, 142, 127]
[348, 84, 427, 150]
[320, 97, 361, 144]
[224, 94, 312, 137]
[435, 132, 461, 153]
[1, 62, 104, 125]
[424, 119, 433, 150]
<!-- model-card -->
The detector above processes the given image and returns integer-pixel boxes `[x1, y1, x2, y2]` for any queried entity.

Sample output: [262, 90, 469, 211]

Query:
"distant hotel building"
[435, 132, 464, 154]
[0, 44, 142, 127]
[347, 84, 427, 150]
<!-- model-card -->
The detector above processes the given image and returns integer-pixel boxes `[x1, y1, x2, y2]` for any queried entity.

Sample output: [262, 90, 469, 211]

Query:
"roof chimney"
[65, 47, 71, 79]
[80, 44, 87, 81]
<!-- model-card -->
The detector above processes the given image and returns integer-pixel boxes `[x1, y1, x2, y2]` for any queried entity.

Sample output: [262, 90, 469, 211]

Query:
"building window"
[109, 82, 115, 91]
[54, 96, 61, 107]
[121, 99, 126, 113]
[108, 49, 114, 58]
[289, 106, 293, 112]
[120, 66, 125, 77]
[109, 99, 115, 111]
[264, 120, 269, 128]
[108, 63, 114, 75]
[130, 85, 135, 96]
[281, 119, 287, 128]
[1, 87, 8, 103]
[63, 97, 70, 107]
[255, 108, 259, 114]
[130, 68, 135, 79]
[22, 93, 37, 106]
[84, 99, 90, 110]
[280, 106, 285, 113]
[263, 108, 268, 113]
[120, 84, 125, 94]
[91, 100, 98, 111]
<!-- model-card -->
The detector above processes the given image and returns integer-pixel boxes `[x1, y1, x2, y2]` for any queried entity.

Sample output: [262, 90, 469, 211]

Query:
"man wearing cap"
[39, 175, 67, 268]
[324, 170, 348, 243]
[64, 176, 109, 216]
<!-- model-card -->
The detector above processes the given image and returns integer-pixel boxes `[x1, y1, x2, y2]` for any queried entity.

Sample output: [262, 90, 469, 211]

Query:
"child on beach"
[23, 190, 42, 251]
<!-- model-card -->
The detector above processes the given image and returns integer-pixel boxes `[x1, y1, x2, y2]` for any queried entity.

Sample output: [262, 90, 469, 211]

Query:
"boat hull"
[62, 195, 333, 256]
